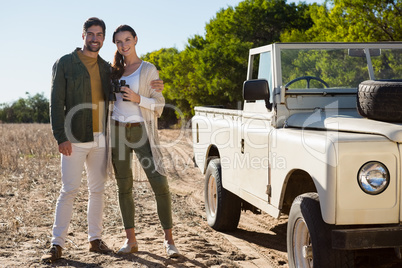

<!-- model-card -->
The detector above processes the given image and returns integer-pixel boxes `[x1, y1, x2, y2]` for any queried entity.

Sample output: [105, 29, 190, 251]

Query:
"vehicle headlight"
[357, 161, 390, 195]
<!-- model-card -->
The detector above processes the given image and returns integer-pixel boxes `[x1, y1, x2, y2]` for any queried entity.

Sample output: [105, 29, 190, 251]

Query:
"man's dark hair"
[83, 17, 106, 35]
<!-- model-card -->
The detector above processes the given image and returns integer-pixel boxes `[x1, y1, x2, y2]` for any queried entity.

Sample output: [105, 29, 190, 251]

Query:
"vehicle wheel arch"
[203, 145, 220, 173]
[280, 169, 317, 215]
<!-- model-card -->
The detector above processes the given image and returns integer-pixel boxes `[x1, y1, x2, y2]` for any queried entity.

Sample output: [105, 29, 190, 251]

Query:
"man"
[41, 17, 112, 263]
[42, 17, 163, 262]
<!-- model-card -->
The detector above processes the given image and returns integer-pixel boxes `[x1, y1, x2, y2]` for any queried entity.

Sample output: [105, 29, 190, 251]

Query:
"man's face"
[82, 25, 105, 53]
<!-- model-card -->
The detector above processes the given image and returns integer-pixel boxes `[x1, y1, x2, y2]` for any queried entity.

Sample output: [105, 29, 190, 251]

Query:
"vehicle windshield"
[281, 48, 402, 89]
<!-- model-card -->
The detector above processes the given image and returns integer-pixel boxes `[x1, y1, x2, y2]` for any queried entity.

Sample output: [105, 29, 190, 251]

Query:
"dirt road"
[1, 125, 401, 267]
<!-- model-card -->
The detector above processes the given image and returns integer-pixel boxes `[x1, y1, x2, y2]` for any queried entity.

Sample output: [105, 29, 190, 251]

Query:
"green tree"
[281, 0, 402, 42]
[195, 0, 312, 110]
[142, 48, 184, 126]
[145, 0, 313, 119]
[206, 0, 312, 47]
[26, 92, 50, 123]
[0, 92, 49, 123]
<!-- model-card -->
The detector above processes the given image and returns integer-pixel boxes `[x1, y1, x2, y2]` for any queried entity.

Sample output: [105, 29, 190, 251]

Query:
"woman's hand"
[121, 86, 141, 103]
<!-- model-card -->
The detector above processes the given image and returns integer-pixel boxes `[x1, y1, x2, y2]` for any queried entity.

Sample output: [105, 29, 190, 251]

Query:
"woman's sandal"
[117, 241, 139, 254]
[163, 240, 180, 258]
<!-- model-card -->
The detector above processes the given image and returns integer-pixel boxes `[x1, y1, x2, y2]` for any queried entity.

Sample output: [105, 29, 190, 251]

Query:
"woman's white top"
[112, 62, 156, 123]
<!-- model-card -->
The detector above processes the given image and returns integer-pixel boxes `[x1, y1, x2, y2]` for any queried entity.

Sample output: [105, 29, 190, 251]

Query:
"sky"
[0, 0, 324, 105]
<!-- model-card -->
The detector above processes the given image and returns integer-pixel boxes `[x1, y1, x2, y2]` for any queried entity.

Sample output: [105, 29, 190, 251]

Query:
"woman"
[110, 24, 179, 258]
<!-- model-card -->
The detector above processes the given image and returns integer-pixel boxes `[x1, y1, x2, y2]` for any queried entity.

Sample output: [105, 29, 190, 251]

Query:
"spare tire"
[357, 80, 402, 122]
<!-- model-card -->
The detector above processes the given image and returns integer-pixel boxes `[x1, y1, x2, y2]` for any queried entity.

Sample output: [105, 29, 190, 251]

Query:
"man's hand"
[59, 141, 72, 156]
[151, 79, 164, 92]
[151, 70, 164, 92]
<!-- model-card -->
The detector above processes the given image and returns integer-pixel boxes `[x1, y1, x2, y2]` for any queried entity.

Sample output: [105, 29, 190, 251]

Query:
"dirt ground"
[1, 125, 402, 267]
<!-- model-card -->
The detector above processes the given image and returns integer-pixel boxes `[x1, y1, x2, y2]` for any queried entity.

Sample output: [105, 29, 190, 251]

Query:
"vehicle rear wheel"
[287, 193, 354, 268]
[357, 80, 402, 122]
[204, 159, 241, 231]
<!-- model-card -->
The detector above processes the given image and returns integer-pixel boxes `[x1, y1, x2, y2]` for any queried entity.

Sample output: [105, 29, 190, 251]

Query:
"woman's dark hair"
[83, 17, 106, 35]
[111, 25, 137, 79]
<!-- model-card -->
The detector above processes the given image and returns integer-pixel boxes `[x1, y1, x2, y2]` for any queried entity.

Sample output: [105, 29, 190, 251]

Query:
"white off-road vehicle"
[192, 42, 402, 267]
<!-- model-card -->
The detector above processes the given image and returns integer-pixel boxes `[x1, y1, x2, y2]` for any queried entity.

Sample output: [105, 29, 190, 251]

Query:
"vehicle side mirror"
[243, 79, 271, 109]
[243, 79, 270, 101]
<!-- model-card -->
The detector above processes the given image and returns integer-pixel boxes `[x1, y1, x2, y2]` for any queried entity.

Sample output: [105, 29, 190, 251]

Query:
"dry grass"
[0, 124, 256, 268]
[0, 124, 122, 263]
[0, 124, 56, 257]
[0, 124, 244, 268]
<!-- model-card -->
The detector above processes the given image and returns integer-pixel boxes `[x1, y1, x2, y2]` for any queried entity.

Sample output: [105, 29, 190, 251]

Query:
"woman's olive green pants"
[111, 122, 172, 230]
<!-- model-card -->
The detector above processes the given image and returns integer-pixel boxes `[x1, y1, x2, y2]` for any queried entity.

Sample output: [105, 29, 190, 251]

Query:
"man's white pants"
[51, 133, 107, 247]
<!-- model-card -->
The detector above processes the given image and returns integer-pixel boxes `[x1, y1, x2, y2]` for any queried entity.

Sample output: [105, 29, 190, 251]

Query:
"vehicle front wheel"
[204, 158, 241, 231]
[287, 193, 354, 268]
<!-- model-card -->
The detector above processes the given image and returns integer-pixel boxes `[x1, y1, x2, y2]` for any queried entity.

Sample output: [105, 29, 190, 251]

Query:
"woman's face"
[114, 31, 137, 57]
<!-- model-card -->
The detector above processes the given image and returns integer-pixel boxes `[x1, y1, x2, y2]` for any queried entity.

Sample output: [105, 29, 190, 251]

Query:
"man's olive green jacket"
[50, 48, 111, 145]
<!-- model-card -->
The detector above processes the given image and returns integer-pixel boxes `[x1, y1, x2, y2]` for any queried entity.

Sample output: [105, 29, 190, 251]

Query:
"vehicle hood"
[286, 110, 402, 143]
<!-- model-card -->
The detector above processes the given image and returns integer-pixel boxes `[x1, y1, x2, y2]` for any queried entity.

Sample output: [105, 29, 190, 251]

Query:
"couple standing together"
[41, 17, 179, 262]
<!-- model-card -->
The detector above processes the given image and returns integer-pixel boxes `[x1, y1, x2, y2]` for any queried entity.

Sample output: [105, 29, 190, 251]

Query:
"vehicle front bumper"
[332, 226, 402, 250]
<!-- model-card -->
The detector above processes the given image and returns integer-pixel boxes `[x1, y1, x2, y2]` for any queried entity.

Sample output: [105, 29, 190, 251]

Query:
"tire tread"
[204, 159, 241, 231]
[357, 80, 402, 122]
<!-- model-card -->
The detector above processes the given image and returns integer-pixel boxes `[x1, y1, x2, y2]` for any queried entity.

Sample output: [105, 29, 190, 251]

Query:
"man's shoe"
[163, 240, 180, 258]
[89, 239, 113, 254]
[41, 244, 62, 263]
